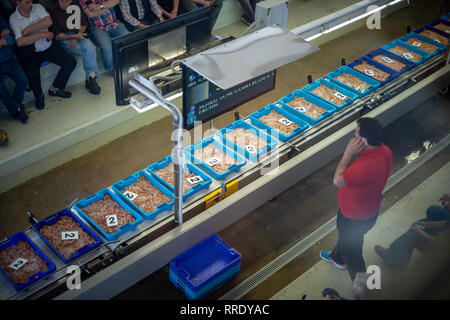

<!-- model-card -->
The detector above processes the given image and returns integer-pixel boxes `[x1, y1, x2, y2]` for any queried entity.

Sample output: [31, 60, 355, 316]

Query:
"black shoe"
[49, 88, 72, 99]
[374, 245, 394, 267]
[240, 15, 254, 26]
[35, 93, 45, 110]
[85, 77, 101, 95]
[12, 106, 28, 124]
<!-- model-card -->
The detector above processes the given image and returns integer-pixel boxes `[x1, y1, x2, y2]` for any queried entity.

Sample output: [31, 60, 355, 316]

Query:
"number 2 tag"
[382, 56, 393, 64]
[187, 176, 204, 185]
[9, 258, 28, 270]
[278, 118, 293, 126]
[412, 41, 422, 47]
[106, 215, 118, 227]
[123, 190, 138, 202]
[246, 145, 257, 153]
[205, 157, 221, 167]
[403, 52, 414, 59]
[61, 231, 79, 240]
[333, 92, 347, 100]
[364, 69, 375, 77]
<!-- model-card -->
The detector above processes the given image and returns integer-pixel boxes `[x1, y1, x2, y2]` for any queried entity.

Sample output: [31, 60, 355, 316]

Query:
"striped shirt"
[119, 0, 162, 27]
[78, 0, 118, 31]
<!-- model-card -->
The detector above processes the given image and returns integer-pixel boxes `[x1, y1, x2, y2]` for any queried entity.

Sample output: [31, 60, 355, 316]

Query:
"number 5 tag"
[106, 215, 118, 227]
[9, 258, 28, 270]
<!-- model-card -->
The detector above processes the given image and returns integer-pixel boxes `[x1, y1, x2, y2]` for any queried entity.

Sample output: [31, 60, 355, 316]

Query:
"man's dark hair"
[357, 117, 383, 147]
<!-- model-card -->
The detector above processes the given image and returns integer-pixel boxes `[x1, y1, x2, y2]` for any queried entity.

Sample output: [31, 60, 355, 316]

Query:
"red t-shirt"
[338, 143, 393, 220]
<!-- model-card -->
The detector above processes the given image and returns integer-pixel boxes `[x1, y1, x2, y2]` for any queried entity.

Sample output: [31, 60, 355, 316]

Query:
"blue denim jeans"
[57, 37, 99, 80]
[0, 58, 28, 114]
[89, 22, 129, 71]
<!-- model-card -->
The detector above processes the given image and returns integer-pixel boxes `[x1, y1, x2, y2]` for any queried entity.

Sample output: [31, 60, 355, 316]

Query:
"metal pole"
[129, 77, 184, 225]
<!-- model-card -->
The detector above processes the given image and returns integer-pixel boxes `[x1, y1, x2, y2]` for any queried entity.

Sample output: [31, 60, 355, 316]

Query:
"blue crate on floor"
[74, 188, 143, 241]
[147, 154, 212, 201]
[0, 232, 56, 291]
[216, 119, 278, 163]
[169, 234, 241, 297]
[381, 40, 431, 65]
[32, 208, 103, 264]
[413, 25, 449, 45]
[326, 65, 381, 98]
[302, 78, 358, 111]
[348, 56, 398, 86]
[249, 104, 309, 142]
[170, 263, 240, 300]
[397, 32, 446, 58]
[184, 136, 247, 181]
[112, 170, 174, 220]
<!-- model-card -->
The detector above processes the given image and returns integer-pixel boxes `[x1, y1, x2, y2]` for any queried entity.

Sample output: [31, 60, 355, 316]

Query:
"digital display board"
[182, 65, 276, 130]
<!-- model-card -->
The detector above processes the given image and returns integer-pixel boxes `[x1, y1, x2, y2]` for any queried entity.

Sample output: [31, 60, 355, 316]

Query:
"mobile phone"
[362, 137, 368, 146]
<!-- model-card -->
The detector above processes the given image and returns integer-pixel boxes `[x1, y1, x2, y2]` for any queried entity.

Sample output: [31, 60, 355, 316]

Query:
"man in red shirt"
[320, 117, 393, 281]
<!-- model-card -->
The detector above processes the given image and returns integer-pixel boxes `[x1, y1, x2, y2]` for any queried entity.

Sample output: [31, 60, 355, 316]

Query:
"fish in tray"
[193, 143, 237, 173]
[123, 176, 171, 213]
[353, 60, 391, 82]
[287, 96, 327, 120]
[258, 109, 300, 135]
[39, 215, 97, 260]
[418, 29, 448, 45]
[224, 128, 268, 151]
[83, 194, 136, 233]
[371, 54, 407, 72]
[154, 162, 198, 194]
[0, 241, 49, 285]
[335, 73, 372, 93]
[405, 37, 440, 54]
[311, 84, 348, 106]
[387, 45, 423, 62]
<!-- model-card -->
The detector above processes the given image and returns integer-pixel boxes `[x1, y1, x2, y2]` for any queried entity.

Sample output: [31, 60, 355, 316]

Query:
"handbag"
[16, 43, 36, 60]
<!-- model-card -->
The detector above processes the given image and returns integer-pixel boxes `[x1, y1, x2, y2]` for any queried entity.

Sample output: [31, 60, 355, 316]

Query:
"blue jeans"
[0, 58, 28, 114]
[89, 22, 129, 71]
[57, 37, 99, 80]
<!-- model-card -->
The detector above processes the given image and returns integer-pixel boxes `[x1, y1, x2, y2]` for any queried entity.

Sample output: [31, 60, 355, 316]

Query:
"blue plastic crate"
[147, 155, 212, 201]
[441, 13, 450, 21]
[169, 234, 241, 294]
[0, 232, 56, 291]
[397, 32, 446, 58]
[184, 136, 247, 181]
[216, 119, 278, 163]
[326, 65, 381, 98]
[381, 40, 431, 65]
[348, 57, 398, 86]
[170, 264, 240, 300]
[302, 78, 358, 111]
[413, 25, 449, 46]
[427, 18, 450, 36]
[249, 104, 309, 142]
[278, 89, 336, 126]
[74, 188, 143, 241]
[32, 208, 103, 264]
[112, 170, 174, 220]
[365, 48, 416, 74]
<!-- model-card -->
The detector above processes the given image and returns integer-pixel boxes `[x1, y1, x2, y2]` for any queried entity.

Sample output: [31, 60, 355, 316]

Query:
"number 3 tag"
[106, 215, 118, 227]
[9, 258, 28, 270]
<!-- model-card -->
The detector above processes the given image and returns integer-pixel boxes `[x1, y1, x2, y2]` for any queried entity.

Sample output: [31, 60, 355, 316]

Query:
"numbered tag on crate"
[9, 258, 28, 270]
[411, 41, 422, 47]
[106, 214, 119, 227]
[364, 69, 375, 77]
[205, 156, 221, 167]
[295, 106, 307, 113]
[278, 118, 293, 126]
[382, 56, 394, 64]
[435, 39, 441, 44]
[246, 145, 257, 153]
[333, 92, 347, 100]
[61, 231, 79, 240]
[402, 52, 414, 60]
[123, 190, 138, 202]
[187, 175, 204, 185]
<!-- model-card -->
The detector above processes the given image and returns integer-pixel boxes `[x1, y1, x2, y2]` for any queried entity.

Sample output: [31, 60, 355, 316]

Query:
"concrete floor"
[0, 0, 449, 300]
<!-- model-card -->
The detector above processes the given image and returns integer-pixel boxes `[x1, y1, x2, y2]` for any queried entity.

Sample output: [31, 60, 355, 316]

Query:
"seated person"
[9, 0, 76, 109]
[119, 0, 163, 32]
[78, 0, 129, 74]
[374, 193, 450, 268]
[0, 16, 28, 123]
[50, 0, 100, 94]
[156, 0, 222, 30]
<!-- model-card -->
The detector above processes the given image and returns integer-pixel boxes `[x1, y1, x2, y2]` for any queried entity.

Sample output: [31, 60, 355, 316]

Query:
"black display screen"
[182, 65, 276, 130]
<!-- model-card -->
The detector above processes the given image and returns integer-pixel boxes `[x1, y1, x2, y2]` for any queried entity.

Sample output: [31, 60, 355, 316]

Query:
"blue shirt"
[0, 17, 15, 63]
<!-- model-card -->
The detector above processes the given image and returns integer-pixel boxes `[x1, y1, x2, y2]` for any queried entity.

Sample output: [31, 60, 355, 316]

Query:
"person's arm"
[418, 220, 448, 229]
[411, 225, 437, 244]
[16, 32, 53, 46]
[119, 0, 142, 27]
[170, 0, 179, 17]
[22, 5, 52, 36]
[148, 0, 163, 20]
[0, 18, 15, 46]
[81, 0, 109, 18]
[191, 0, 213, 6]
[333, 137, 365, 188]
